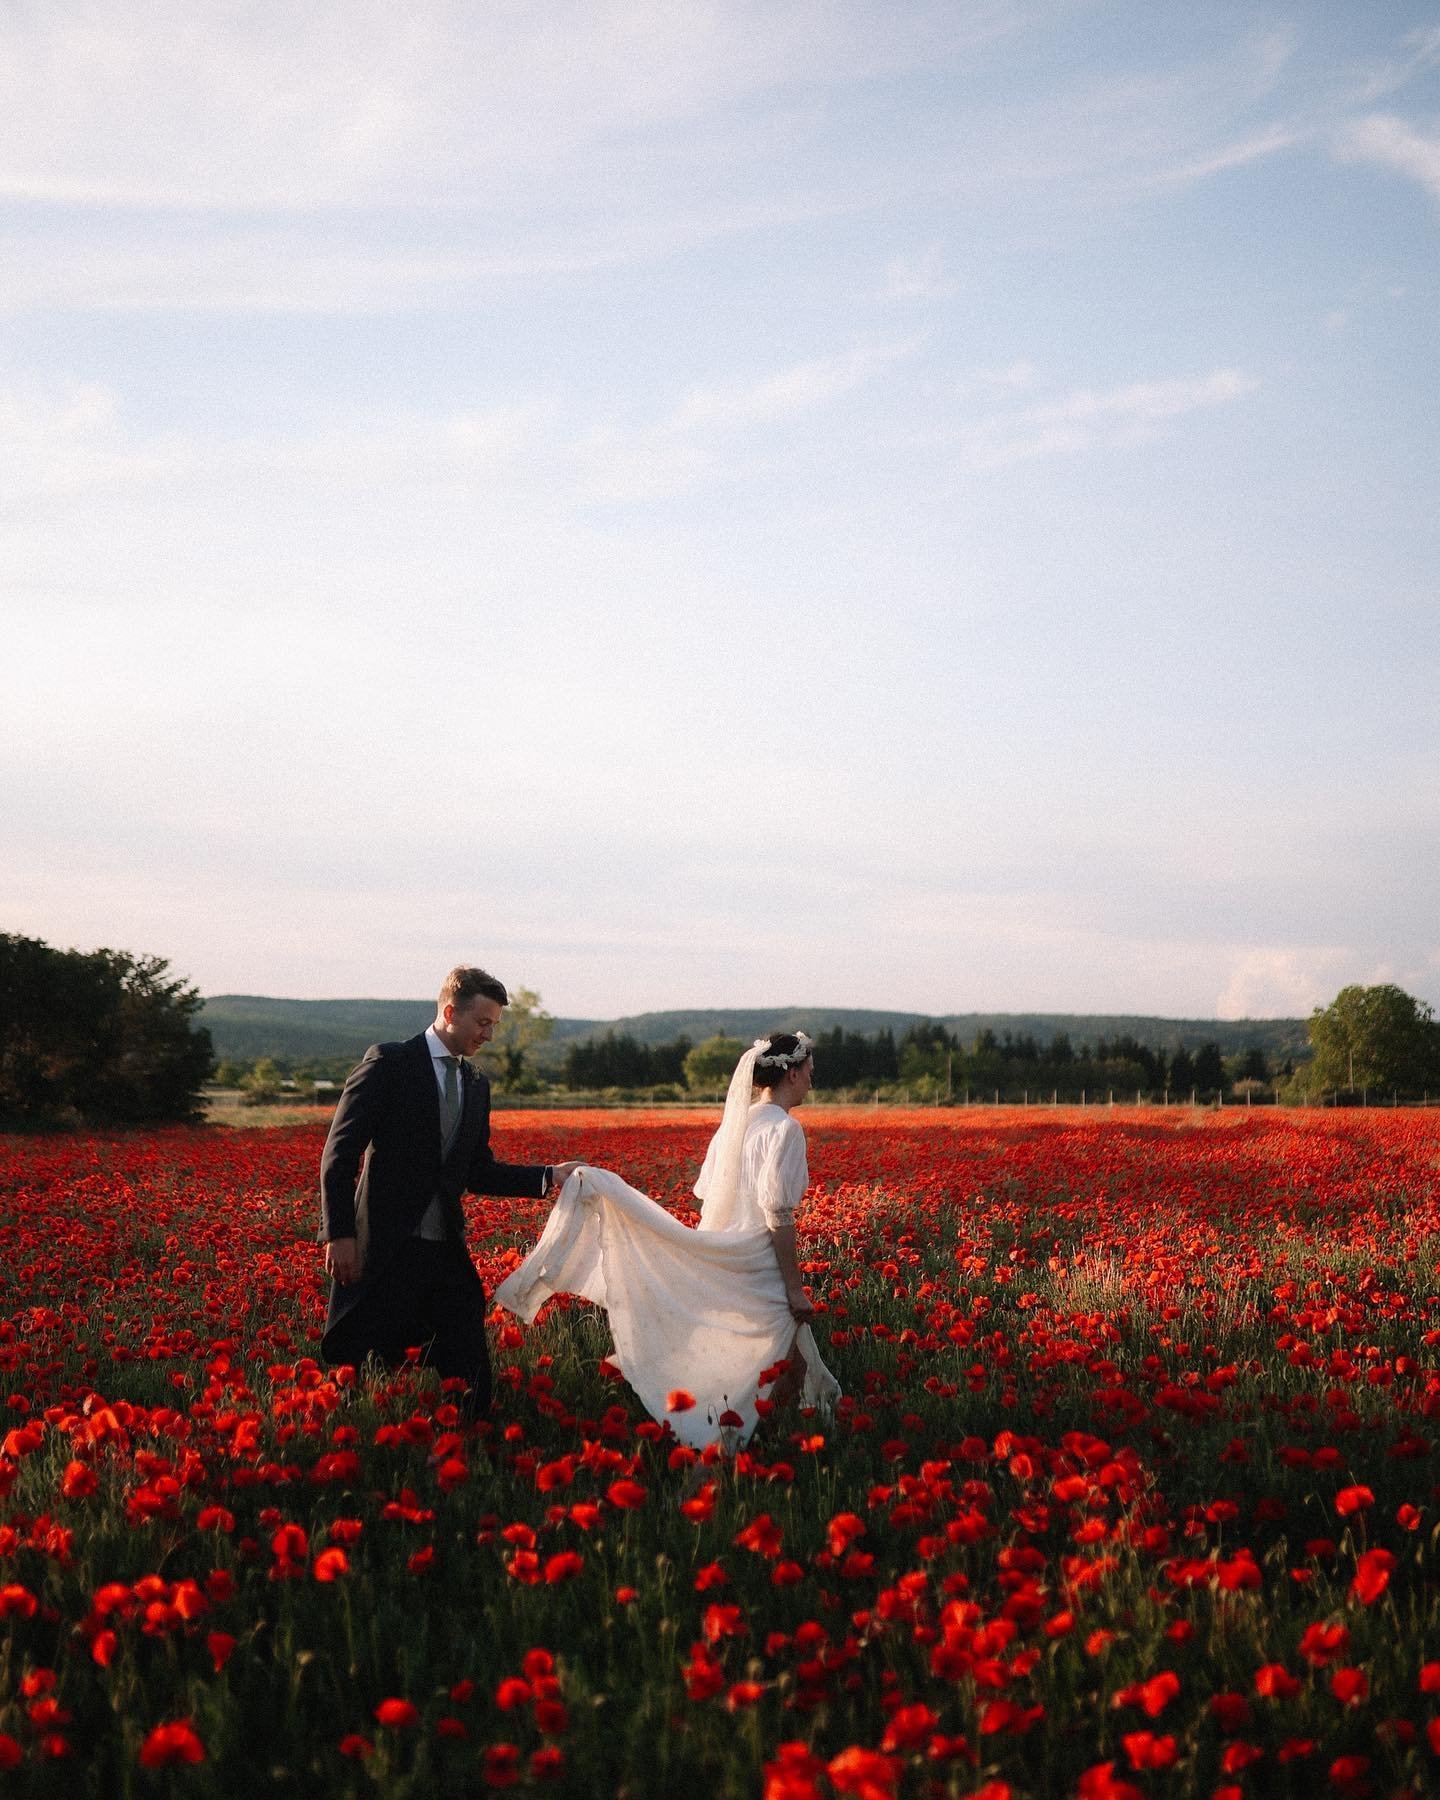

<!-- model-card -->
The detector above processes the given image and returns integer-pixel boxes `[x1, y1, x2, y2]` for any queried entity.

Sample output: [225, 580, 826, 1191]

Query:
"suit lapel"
[408, 1034, 442, 1141]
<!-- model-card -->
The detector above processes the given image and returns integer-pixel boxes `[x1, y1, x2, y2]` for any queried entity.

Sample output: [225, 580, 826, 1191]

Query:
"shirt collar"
[424, 1025, 453, 1062]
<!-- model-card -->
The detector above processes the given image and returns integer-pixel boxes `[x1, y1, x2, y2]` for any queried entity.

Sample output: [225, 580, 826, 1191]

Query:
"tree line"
[565, 1021, 1246, 1099]
[561, 1033, 694, 1089]
[798, 1021, 1244, 1100]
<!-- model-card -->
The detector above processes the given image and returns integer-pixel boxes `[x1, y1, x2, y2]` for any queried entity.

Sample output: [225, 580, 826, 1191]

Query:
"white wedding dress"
[492, 1098, 841, 1449]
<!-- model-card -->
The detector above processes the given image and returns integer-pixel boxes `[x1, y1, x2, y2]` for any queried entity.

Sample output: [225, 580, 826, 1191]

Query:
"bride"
[492, 1033, 840, 1449]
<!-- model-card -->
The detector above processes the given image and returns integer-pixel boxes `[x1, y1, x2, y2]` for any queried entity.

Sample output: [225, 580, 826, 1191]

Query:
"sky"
[3, 1, 1438, 1021]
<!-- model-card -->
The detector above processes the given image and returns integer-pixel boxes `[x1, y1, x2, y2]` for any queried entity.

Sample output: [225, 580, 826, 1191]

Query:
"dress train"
[492, 1167, 840, 1450]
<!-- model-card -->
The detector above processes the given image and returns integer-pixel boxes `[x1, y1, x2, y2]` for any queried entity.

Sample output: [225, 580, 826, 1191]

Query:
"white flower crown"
[753, 1031, 814, 1071]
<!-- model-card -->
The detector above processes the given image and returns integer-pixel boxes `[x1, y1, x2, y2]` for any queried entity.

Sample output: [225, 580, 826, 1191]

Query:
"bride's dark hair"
[754, 1032, 811, 1089]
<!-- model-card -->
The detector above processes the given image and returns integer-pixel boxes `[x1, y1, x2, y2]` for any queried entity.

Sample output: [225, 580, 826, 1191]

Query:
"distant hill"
[200, 996, 437, 1062]
[200, 996, 1311, 1065]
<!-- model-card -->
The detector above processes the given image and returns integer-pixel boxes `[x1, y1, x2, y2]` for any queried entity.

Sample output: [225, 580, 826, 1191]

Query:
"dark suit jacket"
[317, 1033, 547, 1339]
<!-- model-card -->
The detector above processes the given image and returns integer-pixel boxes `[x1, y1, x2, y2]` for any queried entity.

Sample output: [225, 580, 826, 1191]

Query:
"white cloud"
[1148, 123, 1304, 189]
[1215, 949, 1348, 1020]
[0, 380, 183, 497]
[670, 342, 914, 431]
[0, 1, 1023, 212]
[957, 368, 1260, 470]
[1351, 26, 1440, 104]
[1244, 27, 1299, 99]
[1335, 114, 1440, 203]
[578, 340, 917, 499]
[883, 243, 958, 301]
[0, 333, 912, 533]
[0, 189, 899, 316]
[0, 5, 1364, 323]
[0, 235, 624, 317]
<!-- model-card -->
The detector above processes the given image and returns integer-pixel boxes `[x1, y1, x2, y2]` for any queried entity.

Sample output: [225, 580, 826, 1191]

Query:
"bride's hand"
[786, 1286, 815, 1321]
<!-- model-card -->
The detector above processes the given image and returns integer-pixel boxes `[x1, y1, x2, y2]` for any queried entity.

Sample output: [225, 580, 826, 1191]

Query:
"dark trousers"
[325, 1239, 492, 1419]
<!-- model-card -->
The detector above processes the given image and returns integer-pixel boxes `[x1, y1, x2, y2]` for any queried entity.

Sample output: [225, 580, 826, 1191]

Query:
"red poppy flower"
[1298, 1622, 1350, 1666]
[827, 1745, 900, 1797]
[0, 1585, 37, 1620]
[61, 1460, 98, 1499]
[313, 1548, 349, 1582]
[374, 1698, 420, 1729]
[1333, 1485, 1374, 1517]
[880, 1703, 938, 1751]
[530, 1746, 565, 1781]
[482, 1743, 520, 1788]
[702, 1603, 747, 1643]
[1329, 1668, 1368, 1706]
[1075, 1763, 1143, 1800]
[1350, 1548, 1394, 1605]
[138, 1722, 205, 1767]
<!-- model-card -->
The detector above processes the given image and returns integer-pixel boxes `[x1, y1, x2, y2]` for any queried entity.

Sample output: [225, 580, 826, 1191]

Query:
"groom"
[317, 964, 580, 1418]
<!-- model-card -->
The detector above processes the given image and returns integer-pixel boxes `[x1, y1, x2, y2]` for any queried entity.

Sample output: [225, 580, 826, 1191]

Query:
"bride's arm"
[768, 1218, 815, 1320]
[760, 1123, 814, 1318]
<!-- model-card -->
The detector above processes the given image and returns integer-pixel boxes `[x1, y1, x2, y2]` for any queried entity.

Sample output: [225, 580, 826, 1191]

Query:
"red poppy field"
[2, 1106, 1439, 1798]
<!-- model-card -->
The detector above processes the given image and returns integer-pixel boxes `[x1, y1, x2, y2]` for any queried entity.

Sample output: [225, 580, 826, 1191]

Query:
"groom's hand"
[549, 1161, 584, 1192]
[325, 1237, 361, 1285]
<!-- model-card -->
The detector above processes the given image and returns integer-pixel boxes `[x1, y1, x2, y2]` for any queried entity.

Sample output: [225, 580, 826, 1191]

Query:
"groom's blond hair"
[439, 966, 509, 1011]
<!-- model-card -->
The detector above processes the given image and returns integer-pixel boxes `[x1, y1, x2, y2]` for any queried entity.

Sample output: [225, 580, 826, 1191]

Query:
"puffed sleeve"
[757, 1118, 808, 1229]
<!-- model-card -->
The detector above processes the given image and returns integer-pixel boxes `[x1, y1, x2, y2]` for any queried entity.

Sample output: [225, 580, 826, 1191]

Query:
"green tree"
[684, 1036, 746, 1093]
[1235, 1046, 1270, 1083]
[1308, 984, 1440, 1097]
[899, 1020, 952, 1085]
[477, 987, 555, 1091]
[241, 1057, 285, 1103]
[1192, 1043, 1226, 1098]
[1168, 1047, 1196, 1095]
[0, 933, 212, 1124]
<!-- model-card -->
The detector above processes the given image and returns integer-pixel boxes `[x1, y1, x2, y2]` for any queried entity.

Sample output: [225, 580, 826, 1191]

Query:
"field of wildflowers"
[1, 1105, 1439, 1797]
